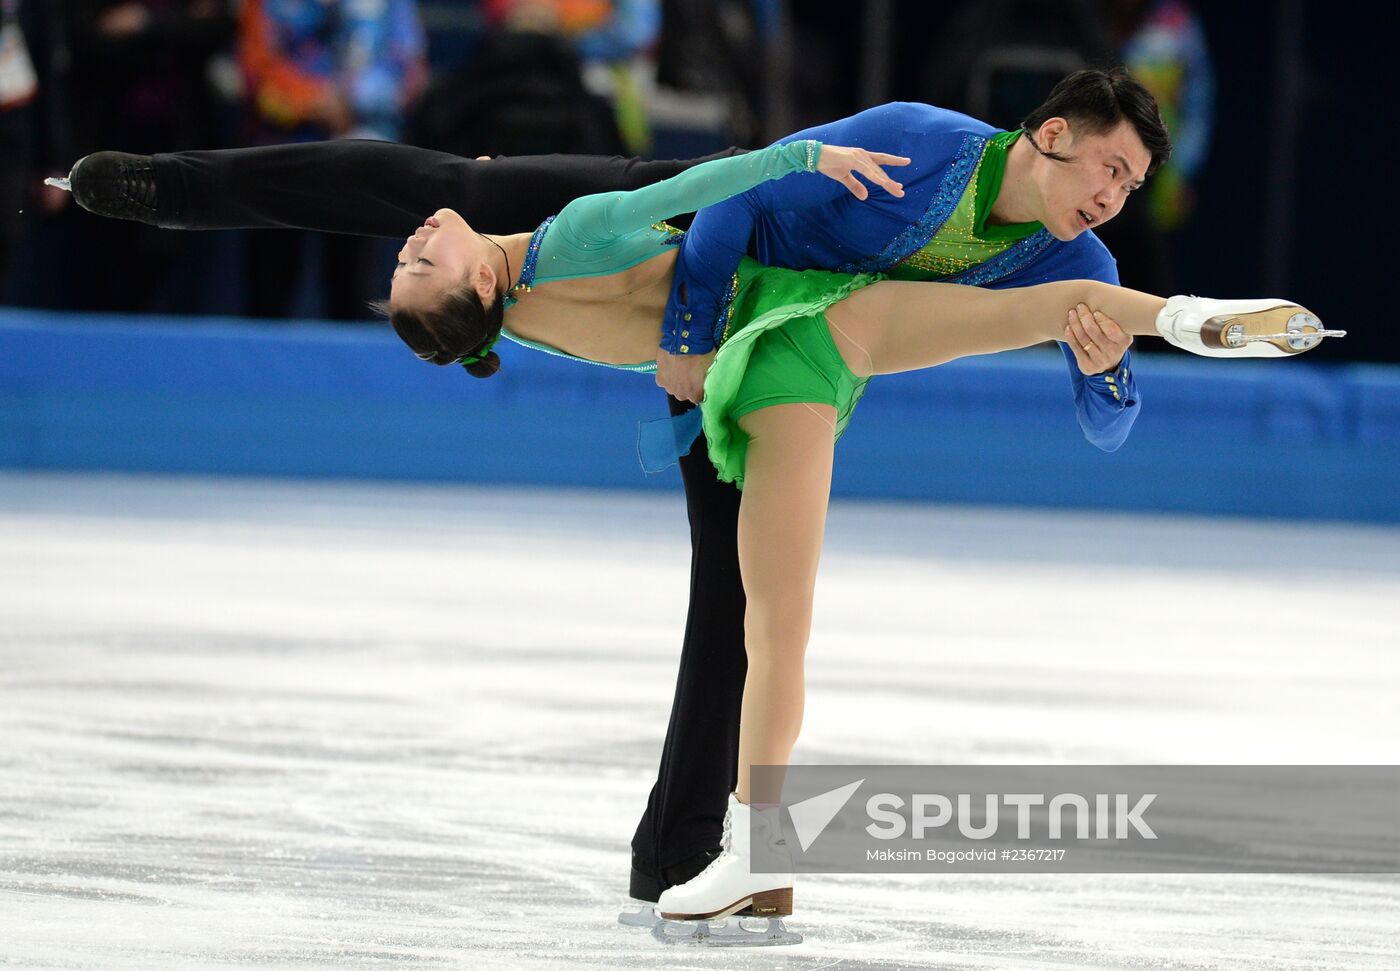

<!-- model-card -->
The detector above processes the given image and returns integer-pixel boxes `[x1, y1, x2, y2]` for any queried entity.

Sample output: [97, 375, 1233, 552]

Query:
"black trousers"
[150, 140, 746, 879]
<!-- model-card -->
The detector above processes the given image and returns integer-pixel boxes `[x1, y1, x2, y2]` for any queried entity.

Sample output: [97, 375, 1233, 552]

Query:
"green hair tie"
[458, 330, 503, 369]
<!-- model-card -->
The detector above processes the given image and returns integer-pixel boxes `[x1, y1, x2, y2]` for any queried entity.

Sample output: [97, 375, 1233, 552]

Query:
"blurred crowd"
[1, 0, 696, 320]
[0, 0, 1289, 355]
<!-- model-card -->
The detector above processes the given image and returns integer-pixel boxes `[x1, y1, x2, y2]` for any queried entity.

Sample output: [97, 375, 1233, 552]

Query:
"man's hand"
[1065, 303, 1132, 375]
[654, 346, 716, 404]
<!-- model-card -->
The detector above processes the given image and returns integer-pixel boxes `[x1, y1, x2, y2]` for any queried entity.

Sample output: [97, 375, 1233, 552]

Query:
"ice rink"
[3, 471, 1398, 970]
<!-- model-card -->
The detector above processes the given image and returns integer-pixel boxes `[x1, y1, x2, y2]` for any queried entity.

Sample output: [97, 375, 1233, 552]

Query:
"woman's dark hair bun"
[464, 350, 501, 378]
[379, 281, 506, 379]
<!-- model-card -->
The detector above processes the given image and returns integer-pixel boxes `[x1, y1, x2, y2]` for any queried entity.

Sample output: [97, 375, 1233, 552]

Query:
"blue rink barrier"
[2, 308, 1397, 523]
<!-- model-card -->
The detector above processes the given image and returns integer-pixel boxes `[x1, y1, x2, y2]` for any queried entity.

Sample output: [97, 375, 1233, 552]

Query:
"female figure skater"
[375, 138, 1336, 921]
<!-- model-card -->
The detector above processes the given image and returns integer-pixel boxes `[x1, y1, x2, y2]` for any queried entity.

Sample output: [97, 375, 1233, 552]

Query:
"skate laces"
[697, 810, 735, 879]
[675, 817, 734, 890]
[120, 161, 158, 211]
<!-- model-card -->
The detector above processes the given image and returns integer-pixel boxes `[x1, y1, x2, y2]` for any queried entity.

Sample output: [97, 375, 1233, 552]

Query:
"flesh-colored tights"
[733, 278, 1166, 805]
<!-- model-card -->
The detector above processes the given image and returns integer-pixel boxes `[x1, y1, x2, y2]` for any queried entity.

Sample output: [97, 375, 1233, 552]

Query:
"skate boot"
[628, 846, 724, 904]
[643, 795, 800, 946]
[657, 794, 793, 920]
[65, 152, 164, 226]
[619, 845, 757, 928]
[1155, 296, 1344, 358]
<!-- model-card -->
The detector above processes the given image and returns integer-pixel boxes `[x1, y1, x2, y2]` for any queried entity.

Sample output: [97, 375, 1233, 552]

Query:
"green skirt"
[701, 257, 882, 488]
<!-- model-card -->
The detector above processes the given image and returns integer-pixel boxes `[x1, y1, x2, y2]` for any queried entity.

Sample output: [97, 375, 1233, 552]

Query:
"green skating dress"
[700, 128, 1044, 487]
[698, 258, 879, 487]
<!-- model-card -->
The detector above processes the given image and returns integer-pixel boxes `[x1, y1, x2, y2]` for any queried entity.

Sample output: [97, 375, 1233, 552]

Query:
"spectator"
[655, 0, 775, 147]
[8, 0, 233, 312]
[238, 0, 426, 319]
[1116, 0, 1213, 233]
[406, 1, 627, 161]
[1095, 0, 1214, 294]
[0, 0, 71, 290]
[483, 0, 659, 152]
[67, 0, 232, 156]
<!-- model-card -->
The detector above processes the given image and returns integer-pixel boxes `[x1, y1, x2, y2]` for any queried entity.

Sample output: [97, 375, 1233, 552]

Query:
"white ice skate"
[641, 794, 800, 946]
[1155, 296, 1344, 358]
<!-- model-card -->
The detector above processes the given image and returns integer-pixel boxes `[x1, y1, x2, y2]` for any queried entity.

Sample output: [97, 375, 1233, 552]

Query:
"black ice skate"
[62, 152, 164, 226]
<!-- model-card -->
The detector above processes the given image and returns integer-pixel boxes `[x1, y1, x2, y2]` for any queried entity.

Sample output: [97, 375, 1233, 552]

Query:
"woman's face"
[388, 208, 497, 312]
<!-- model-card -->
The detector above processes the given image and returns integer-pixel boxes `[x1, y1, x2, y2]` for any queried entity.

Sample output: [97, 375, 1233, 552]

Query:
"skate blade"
[651, 915, 802, 947]
[617, 903, 662, 929]
[1205, 306, 1334, 354]
[1239, 326, 1346, 346]
[618, 900, 757, 930]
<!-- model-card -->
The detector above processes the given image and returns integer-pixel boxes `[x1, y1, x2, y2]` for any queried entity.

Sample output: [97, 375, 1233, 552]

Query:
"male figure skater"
[633, 67, 1165, 906]
[63, 68, 1162, 908]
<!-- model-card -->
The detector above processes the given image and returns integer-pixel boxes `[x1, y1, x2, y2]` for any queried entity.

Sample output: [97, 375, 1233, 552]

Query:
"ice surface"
[2, 472, 1397, 969]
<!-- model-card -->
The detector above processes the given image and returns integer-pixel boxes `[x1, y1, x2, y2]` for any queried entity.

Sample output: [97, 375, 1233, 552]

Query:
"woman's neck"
[484, 232, 533, 294]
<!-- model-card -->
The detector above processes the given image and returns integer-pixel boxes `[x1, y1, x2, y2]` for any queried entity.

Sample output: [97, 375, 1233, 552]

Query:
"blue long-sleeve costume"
[663, 102, 1141, 451]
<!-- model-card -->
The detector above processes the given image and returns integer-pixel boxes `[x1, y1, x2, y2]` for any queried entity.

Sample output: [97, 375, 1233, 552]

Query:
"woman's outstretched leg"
[825, 278, 1166, 377]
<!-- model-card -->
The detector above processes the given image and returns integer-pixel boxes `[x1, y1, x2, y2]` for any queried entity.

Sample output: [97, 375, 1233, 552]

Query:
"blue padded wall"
[2, 309, 1396, 523]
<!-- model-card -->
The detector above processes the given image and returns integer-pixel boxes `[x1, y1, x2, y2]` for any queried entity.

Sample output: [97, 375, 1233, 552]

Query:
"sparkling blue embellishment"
[716, 270, 741, 345]
[943, 229, 1056, 287]
[837, 134, 984, 275]
[505, 215, 555, 309]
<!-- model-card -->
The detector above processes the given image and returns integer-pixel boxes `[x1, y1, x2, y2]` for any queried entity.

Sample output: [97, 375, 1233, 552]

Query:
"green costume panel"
[698, 131, 1039, 487]
[890, 129, 1043, 280]
[701, 258, 880, 487]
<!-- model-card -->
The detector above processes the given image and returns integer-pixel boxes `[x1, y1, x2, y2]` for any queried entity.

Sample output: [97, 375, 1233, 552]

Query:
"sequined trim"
[501, 330, 656, 373]
[837, 134, 985, 275]
[941, 228, 1057, 287]
[897, 244, 991, 277]
[717, 271, 741, 346]
[805, 139, 816, 172]
[505, 215, 555, 308]
[651, 220, 686, 245]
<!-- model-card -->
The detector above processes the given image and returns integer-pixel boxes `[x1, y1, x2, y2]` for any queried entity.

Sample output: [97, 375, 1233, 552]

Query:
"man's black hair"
[1021, 67, 1172, 176]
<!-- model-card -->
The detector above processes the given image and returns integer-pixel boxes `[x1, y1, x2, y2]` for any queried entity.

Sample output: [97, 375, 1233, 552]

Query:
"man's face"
[1032, 119, 1152, 241]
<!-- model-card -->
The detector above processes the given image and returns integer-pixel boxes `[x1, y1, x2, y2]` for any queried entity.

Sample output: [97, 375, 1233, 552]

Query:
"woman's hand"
[817, 145, 911, 200]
